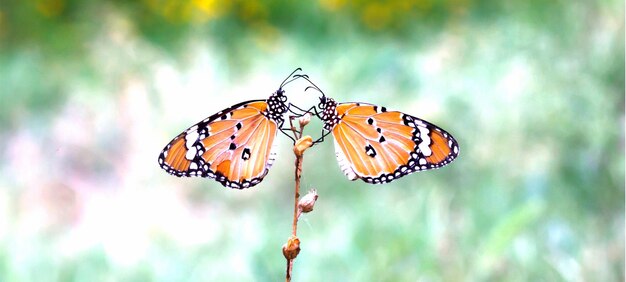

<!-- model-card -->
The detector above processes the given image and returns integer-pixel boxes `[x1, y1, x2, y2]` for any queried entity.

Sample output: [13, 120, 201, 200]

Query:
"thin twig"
[284, 114, 312, 282]
[292, 153, 303, 236]
[286, 151, 303, 281]
[286, 132, 302, 281]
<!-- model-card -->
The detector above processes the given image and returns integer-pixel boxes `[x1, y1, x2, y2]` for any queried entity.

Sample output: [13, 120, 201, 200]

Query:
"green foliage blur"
[0, 0, 624, 281]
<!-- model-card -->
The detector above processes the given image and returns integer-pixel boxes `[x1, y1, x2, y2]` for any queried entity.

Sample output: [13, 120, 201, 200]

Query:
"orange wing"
[331, 102, 459, 184]
[158, 100, 279, 189]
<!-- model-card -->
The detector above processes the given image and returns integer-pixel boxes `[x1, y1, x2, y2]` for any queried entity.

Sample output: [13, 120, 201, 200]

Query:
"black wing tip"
[357, 152, 460, 185]
[215, 173, 264, 190]
[158, 164, 265, 190]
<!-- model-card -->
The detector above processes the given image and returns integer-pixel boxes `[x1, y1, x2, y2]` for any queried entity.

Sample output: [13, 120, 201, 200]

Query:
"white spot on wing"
[417, 126, 432, 156]
[185, 130, 199, 149]
[185, 147, 197, 160]
[414, 120, 427, 127]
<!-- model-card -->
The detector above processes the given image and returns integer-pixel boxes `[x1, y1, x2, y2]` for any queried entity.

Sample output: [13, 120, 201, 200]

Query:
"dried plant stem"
[286, 153, 303, 281]
[292, 154, 303, 236]
[284, 115, 312, 282]
[287, 152, 301, 279]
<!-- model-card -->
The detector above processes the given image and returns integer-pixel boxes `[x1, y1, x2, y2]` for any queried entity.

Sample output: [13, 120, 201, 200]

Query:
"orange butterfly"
[298, 77, 459, 184]
[158, 69, 304, 189]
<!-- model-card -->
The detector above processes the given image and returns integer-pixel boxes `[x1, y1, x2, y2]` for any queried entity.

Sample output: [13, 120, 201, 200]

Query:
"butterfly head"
[266, 89, 289, 123]
[265, 68, 305, 123]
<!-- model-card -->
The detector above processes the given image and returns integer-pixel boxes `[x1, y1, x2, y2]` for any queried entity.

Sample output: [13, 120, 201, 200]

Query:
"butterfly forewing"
[329, 102, 459, 184]
[158, 99, 280, 189]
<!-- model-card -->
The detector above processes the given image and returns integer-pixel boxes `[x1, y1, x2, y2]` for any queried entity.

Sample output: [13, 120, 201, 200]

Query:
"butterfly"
[158, 68, 304, 189]
[297, 76, 459, 184]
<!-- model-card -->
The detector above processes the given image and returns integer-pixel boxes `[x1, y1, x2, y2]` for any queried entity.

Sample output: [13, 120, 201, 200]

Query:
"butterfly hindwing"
[158, 99, 279, 189]
[328, 101, 459, 184]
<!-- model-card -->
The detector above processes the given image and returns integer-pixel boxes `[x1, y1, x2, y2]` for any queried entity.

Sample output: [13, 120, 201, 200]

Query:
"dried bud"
[282, 235, 301, 260]
[298, 113, 312, 127]
[298, 189, 318, 214]
[294, 135, 313, 157]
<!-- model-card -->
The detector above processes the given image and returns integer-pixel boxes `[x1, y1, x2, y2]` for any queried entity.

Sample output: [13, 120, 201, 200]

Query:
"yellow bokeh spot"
[192, 0, 228, 21]
[240, 1, 267, 22]
[319, 0, 346, 11]
[361, 2, 392, 30]
[252, 22, 281, 51]
[35, 0, 65, 18]
[415, 0, 433, 12]
[393, 0, 413, 12]
[162, 0, 190, 23]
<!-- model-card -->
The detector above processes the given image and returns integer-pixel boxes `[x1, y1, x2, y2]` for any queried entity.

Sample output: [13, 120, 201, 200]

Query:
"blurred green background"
[1, 0, 624, 281]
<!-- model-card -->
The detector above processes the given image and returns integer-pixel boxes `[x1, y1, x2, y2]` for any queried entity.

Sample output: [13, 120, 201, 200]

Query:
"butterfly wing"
[158, 100, 279, 189]
[330, 102, 459, 184]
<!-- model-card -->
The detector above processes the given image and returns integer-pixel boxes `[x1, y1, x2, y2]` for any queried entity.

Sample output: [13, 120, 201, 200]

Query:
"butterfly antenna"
[280, 67, 303, 89]
[282, 75, 306, 88]
[294, 74, 326, 99]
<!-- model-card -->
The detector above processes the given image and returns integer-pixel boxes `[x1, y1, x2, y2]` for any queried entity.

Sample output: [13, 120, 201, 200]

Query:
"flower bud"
[293, 135, 313, 157]
[282, 235, 301, 260]
[298, 189, 318, 214]
[298, 113, 312, 127]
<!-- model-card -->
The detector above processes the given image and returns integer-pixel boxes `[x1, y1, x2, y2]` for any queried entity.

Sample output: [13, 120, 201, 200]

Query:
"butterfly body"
[319, 97, 459, 184]
[158, 90, 289, 189]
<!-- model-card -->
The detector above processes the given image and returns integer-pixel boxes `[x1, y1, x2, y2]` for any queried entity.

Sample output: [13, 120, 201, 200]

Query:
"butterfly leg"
[276, 116, 305, 144]
[287, 103, 319, 118]
[288, 115, 302, 134]
[287, 103, 331, 145]
[312, 129, 331, 145]
[279, 128, 297, 143]
[277, 117, 297, 143]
